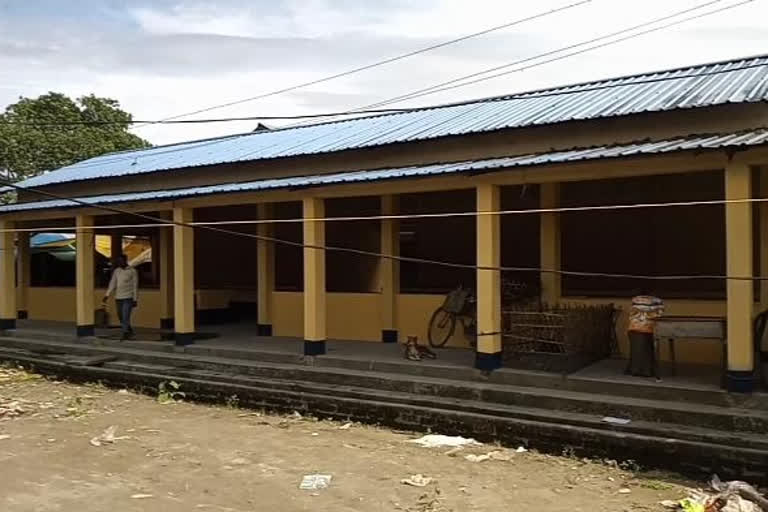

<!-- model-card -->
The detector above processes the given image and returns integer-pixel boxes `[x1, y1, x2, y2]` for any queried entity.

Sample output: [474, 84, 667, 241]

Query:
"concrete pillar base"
[475, 352, 502, 371]
[174, 332, 195, 346]
[304, 340, 326, 356]
[160, 318, 175, 330]
[382, 329, 398, 343]
[76, 325, 94, 337]
[726, 370, 755, 393]
[257, 324, 273, 336]
[17, 310, 28, 320]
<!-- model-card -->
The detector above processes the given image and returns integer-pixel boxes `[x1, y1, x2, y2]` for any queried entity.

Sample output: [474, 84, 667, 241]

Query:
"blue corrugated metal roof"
[14, 54, 768, 189]
[4, 128, 767, 214]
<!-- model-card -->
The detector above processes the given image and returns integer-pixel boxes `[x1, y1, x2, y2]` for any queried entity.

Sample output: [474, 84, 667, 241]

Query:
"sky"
[1, 0, 767, 145]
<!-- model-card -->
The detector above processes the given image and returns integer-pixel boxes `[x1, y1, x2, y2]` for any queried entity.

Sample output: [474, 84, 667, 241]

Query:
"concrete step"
[1, 336, 766, 436]
[124, 339, 760, 407]
[2, 349, 766, 480]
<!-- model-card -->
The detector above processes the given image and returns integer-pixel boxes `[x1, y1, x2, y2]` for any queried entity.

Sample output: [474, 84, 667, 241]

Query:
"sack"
[95, 308, 109, 328]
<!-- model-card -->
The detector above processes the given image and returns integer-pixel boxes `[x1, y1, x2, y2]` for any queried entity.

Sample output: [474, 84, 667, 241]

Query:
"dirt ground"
[0, 365, 695, 512]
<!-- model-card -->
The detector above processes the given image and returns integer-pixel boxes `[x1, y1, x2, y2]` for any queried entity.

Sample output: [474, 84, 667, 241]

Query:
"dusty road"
[0, 365, 692, 511]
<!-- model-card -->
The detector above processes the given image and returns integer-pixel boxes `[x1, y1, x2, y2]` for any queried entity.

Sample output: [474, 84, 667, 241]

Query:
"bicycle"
[428, 285, 477, 348]
[427, 279, 536, 348]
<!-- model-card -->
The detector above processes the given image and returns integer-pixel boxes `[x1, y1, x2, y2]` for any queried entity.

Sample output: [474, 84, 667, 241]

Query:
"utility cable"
[4, 1, 759, 129]
[4, 195, 768, 231]
[1, 178, 766, 282]
[342, 0, 754, 113]
[131, 1, 592, 127]
[8, 1, 758, 177]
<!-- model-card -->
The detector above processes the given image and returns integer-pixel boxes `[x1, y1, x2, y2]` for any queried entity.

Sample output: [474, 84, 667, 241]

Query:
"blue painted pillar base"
[304, 340, 326, 356]
[382, 329, 398, 343]
[475, 351, 502, 371]
[0, 318, 16, 330]
[726, 370, 754, 393]
[174, 332, 195, 346]
[76, 324, 94, 337]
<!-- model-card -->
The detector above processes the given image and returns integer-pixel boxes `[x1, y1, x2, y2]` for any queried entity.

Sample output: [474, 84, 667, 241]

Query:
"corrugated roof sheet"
[15, 54, 768, 189]
[4, 128, 768, 214]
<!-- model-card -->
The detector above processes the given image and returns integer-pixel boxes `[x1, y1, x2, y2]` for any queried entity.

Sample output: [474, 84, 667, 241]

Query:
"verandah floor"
[7, 319, 732, 395]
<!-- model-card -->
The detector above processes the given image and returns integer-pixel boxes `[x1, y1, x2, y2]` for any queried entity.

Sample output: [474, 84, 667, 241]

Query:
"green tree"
[0, 92, 151, 182]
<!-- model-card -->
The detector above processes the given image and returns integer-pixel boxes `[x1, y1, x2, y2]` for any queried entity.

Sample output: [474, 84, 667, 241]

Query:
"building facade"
[2, 54, 768, 391]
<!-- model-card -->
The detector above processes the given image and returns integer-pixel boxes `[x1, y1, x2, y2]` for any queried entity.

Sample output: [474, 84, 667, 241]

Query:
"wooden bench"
[653, 316, 726, 386]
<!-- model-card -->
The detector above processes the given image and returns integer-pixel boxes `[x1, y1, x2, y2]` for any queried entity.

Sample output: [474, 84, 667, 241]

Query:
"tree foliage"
[0, 92, 151, 182]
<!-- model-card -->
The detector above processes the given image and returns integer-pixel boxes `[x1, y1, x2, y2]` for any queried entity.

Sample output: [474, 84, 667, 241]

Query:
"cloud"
[1, 0, 768, 146]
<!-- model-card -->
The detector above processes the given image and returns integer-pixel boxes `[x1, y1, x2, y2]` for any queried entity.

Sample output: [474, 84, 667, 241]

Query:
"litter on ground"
[299, 474, 333, 491]
[602, 416, 632, 425]
[89, 425, 130, 447]
[407, 434, 480, 448]
[663, 475, 768, 512]
[401, 474, 433, 487]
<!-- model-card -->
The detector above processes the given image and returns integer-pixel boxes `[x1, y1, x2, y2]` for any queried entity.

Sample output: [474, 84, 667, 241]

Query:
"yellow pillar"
[76, 215, 95, 336]
[759, 168, 768, 360]
[159, 221, 174, 330]
[16, 231, 30, 320]
[173, 207, 195, 345]
[540, 183, 561, 306]
[380, 195, 400, 343]
[257, 203, 274, 336]
[476, 184, 502, 370]
[0, 221, 16, 330]
[725, 163, 754, 392]
[303, 197, 326, 355]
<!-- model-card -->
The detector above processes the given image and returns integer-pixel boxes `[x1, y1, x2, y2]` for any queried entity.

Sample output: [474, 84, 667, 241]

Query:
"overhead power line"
[131, 1, 592, 127]
[3, 55, 767, 129]
[339, 0, 753, 113]
[5, 196, 768, 232]
[1, 1, 758, 175]
[1, 179, 766, 282]
[0, 1, 755, 134]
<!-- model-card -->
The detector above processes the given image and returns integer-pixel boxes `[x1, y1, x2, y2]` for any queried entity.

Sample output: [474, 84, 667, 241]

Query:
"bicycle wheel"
[428, 307, 456, 348]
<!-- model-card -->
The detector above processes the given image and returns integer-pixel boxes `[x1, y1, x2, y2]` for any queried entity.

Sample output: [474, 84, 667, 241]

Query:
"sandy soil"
[0, 365, 694, 512]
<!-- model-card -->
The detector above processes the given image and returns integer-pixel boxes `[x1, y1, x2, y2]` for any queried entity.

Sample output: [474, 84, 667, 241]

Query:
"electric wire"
[2, 178, 766, 282]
